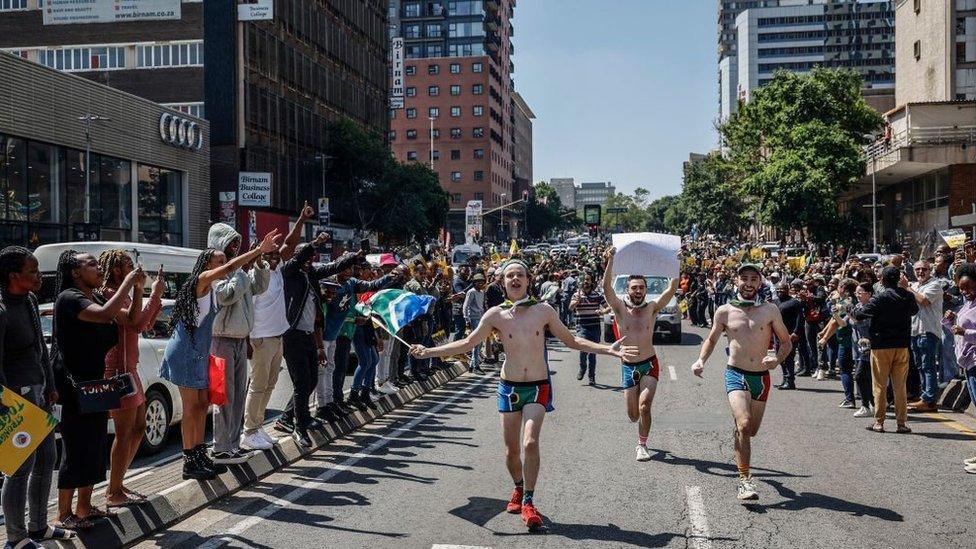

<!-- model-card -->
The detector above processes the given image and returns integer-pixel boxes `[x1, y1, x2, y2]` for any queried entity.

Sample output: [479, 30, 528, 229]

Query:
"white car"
[602, 275, 682, 344]
[41, 300, 183, 455]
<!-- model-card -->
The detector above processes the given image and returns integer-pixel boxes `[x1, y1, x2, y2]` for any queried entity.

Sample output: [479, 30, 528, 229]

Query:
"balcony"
[486, 0, 500, 13]
[486, 15, 500, 31]
[486, 32, 502, 52]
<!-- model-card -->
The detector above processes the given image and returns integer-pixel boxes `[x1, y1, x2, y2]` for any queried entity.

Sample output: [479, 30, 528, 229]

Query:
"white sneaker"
[379, 381, 398, 394]
[963, 456, 976, 466]
[737, 476, 759, 501]
[240, 432, 273, 451]
[815, 369, 826, 381]
[965, 463, 976, 474]
[257, 427, 276, 445]
[635, 445, 652, 462]
[853, 406, 872, 418]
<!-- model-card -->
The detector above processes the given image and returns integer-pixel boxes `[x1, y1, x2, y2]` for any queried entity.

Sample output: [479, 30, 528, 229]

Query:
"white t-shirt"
[251, 266, 289, 338]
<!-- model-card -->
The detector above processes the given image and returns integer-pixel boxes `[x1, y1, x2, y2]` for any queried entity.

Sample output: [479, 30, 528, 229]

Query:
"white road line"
[668, 365, 678, 381]
[431, 545, 492, 549]
[197, 375, 494, 549]
[685, 485, 713, 549]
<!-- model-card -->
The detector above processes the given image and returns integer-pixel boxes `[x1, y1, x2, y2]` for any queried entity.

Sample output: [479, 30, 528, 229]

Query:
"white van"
[451, 243, 484, 266]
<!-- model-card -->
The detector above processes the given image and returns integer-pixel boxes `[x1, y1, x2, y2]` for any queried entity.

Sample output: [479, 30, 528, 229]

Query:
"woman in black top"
[52, 251, 142, 530]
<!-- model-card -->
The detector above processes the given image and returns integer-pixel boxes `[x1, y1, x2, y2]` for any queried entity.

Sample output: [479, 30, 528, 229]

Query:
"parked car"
[40, 300, 183, 455]
[602, 275, 681, 344]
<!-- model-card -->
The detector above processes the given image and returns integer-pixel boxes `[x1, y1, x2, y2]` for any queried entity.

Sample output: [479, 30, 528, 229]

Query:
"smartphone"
[360, 239, 371, 253]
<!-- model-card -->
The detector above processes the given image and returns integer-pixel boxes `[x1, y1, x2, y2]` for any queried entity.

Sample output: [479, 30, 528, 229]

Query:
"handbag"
[65, 370, 133, 414]
[208, 355, 228, 406]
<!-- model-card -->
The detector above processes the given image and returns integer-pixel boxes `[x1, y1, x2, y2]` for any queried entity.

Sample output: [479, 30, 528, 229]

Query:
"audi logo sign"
[159, 112, 204, 150]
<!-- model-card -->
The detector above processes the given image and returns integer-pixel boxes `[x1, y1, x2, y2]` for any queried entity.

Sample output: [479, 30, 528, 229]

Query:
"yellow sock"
[737, 464, 750, 479]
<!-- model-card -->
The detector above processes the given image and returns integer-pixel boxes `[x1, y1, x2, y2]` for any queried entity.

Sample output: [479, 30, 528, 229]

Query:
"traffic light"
[522, 190, 529, 202]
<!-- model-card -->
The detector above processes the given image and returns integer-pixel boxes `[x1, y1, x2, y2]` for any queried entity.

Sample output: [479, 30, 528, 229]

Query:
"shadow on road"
[759, 479, 904, 521]
[648, 449, 810, 479]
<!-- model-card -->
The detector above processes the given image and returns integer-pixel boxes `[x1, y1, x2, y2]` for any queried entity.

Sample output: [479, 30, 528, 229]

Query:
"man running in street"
[409, 259, 638, 530]
[602, 247, 678, 461]
[692, 264, 792, 501]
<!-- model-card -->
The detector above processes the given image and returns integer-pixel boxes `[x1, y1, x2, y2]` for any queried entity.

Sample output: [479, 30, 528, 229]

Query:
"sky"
[512, 0, 717, 200]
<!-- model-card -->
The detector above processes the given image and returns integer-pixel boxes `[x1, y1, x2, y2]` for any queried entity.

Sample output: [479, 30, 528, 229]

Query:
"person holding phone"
[98, 250, 165, 508]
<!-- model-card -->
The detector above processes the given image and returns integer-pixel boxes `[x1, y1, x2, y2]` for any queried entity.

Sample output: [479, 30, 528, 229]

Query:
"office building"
[388, 0, 517, 242]
[576, 181, 615, 211]
[0, 51, 210, 248]
[894, 0, 976, 103]
[550, 177, 576, 210]
[511, 91, 534, 205]
[719, 0, 896, 120]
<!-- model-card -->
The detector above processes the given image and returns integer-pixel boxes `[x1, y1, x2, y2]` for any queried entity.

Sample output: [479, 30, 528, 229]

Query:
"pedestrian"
[160, 230, 281, 479]
[943, 263, 976, 473]
[850, 282, 876, 418]
[98, 250, 164, 508]
[907, 259, 943, 413]
[569, 275, 608, 385]
[463, 273, 486, 373]
[774, 281, 803, 390]
[348, 261, 402, 408]
[375, 253, 402, 389]
[0, 246, 77, 546]
[52, 250, 142, 529]
[853, 266, 919, 434]
[451, 265, 471, 340]
[819, 279, 858, 408]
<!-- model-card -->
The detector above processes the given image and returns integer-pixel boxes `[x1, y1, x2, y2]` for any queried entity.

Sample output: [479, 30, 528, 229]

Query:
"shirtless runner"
[410, 259, 638, 529]
[602, 247, 679, 462]
[692, 264, 792, 501]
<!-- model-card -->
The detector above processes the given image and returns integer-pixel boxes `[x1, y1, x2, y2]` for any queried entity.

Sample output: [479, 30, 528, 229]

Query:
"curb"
[50, 362, 470, 549]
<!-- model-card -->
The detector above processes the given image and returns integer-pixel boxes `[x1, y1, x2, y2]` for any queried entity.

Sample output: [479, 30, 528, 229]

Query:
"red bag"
[208, 355, 227, 406]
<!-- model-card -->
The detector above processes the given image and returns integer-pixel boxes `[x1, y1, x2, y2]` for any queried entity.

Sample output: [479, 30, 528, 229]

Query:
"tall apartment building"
[511, 91, 534, 204]
[550, 177, 576, 210]
[719, 0, 896, 120]
[895, 0, 976, 103]
[388, 0, 517, 242]
[576, 182, 615, 211]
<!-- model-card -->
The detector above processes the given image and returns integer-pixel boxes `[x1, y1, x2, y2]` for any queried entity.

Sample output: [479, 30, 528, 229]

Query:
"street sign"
[607, 207, 627, 214]
[583, 204, 601, 226]
[238, 173, 272, 207]
[238, 0, 274, 20]
[318, 197, 331, 225]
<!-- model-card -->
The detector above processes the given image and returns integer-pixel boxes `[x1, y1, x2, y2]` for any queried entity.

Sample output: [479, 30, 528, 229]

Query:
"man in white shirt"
[463, 274, 486, 373]
[907, 259, 944, 412]
[241, 204, 312, 450]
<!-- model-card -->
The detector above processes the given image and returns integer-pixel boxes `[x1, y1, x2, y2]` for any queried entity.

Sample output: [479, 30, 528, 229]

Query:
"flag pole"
[370, 317, 469, 362]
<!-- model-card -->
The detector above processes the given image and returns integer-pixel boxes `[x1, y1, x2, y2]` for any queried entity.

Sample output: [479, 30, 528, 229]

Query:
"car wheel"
[140, 388, 172, 456]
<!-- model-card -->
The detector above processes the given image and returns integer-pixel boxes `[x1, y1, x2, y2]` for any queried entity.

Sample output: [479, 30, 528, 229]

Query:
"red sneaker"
[506, 487, 523, 513]
[521, 503, 544, 528]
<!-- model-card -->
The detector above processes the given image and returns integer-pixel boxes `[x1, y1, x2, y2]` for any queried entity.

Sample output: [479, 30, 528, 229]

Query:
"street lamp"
[313, 154, 332, 199]
[78, 113, 110, 224]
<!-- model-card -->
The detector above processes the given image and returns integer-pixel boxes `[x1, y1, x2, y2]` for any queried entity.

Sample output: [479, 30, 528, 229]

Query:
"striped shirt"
[574, 291, 607, 327]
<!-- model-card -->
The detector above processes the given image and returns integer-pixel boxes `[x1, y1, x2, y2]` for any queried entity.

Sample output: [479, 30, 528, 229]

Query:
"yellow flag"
[0, 388, 59, 475]
[509, 239, 519, 256]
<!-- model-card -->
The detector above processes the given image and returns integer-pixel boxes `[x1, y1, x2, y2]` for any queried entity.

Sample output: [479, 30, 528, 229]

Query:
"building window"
[449, 43, 484, 57]
[451, 149, 461, 160]
[473, 127, 484, 138]
[449, 22, 486, 38]
[138, 164, 182, 246]
[404, 2, 421, 17]
[0, 0, 27, 11]
[406, 86, 417, 97]
[451, 193, 462, 204]
[431, 150, 440, 161]
[956, 42, 966, 62]
[427, 44, 443, 57]
[389, 130, 396, 141]
[450, 63, 461, 74]
[40, 45, 127, 71]
[389, 109, 396, 119]
[451, 106, 462, 117]
[405, 65, 417, 75]
[428, 64, 439, 75]
[450, 85, 461, 95]
[162, 103, 205, 119]
[136, 41, 203, 69]
[407, 108, 417, 118]
[407, 151, 418, 160]
[426, 23, 443, 37]
[474, 148, 484, 159]
[448, 0, 483, 16]
[405, 24, 421, 38]
[473, 106, 484, 116]
[428, 85, 440, 96]
[431, 129, 441, 139]
[429, 107, 440, 118]
[407, 130, 418, 140]
[472, 62, 484, 73]
[451, 171, 462, 182]
[405, 45, 422, 58]
[474, 170, 484, 181]
[450, 128, 462, 138]
[472, 84, 483, 95]
[913, 40, 921, 60]
[474, 192, 484, 201]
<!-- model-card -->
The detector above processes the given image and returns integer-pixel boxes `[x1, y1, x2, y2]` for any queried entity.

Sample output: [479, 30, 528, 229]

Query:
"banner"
[939, 228, 967, 249]
[218, 192, 237, 225]
[43, 0, 180, 25]
[0, 388, 58, 476]
[465, 200, 483, 244]
[239, 173, 272, 207]
[389, 38, 405, 109]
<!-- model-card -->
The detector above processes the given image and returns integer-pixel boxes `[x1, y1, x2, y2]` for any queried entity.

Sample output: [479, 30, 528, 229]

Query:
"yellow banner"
[0, 388, 58, 476]
[749, 248, 765, 260]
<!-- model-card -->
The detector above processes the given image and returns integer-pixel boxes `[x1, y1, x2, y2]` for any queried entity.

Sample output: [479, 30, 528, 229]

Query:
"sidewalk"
[0, 361, 470, 548]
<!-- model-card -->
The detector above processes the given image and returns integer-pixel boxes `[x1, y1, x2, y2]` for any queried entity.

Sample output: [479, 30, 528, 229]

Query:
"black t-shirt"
[54, 288, 118, 382]
[777, 297, 804, 337]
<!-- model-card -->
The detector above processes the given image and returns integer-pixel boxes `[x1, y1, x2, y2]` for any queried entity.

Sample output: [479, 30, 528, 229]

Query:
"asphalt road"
[135, 325, 976, 549]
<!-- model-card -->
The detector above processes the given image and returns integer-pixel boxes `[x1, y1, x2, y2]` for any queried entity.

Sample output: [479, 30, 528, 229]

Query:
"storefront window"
[98, 156, 132, 231]
[1, 135, 26, 221]
[138, 164, 183, 246]
[65, 148, 91, 224]
[27, 141, 66, 223]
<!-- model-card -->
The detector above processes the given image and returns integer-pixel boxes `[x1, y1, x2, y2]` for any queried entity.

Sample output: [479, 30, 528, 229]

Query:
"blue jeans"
[577, 324, 601, 380]
[965, 366, 976, 408]
[451, 313, 466, 341]
[467, 317, 483, 369]
[837, 343, 854, 403]
[911, 333, 940, 404]
[351, 331, 379, 390]
[942, 324, 959, 381]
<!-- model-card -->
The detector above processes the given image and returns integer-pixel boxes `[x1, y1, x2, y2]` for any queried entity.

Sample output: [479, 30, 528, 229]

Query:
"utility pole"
[78, 114, 110, 224]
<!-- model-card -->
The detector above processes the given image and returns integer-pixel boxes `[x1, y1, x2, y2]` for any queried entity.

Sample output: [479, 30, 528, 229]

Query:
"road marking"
[926, 412, 976, 439]
[668, 365, 677, 380]
[684, 486, 713, 549]
[431, 545, 492, 549]
[197, 375, 494, 549]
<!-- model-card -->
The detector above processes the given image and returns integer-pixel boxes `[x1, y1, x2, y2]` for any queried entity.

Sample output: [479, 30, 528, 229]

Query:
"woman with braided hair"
[51, 249, 143, 531]
[97, 249, 166, 508]
[160, 229, 281, 481]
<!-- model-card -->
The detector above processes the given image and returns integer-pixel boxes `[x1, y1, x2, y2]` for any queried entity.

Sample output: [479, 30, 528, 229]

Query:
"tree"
[524, 181, 571, 240]
[720, 68, 882, 242]
[600, 188, 651, 232]
[646, 195, 680, 233]
[678, 153, 748, 237]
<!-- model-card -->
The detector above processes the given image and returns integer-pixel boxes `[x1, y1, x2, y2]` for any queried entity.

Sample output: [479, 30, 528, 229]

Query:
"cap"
[472, 273, 486, 282]
[379, 253, 398, 267]
[736, 263, 762, 276]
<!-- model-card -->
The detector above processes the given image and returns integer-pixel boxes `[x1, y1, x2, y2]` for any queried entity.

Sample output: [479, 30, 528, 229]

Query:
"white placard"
[238, 0, 274, 21]
[238, 173, 272, 207]
[43, 0, 180, 25]
[611, 232, 681, 279]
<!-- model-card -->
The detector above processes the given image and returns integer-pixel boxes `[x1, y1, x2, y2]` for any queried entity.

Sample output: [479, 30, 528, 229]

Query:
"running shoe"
[241, 432, 273, 451]
[257, 428, 276, 445]
[737, 476, 759, 501]
[966, 463, 976, 474]
[378, 381, 399, 394]
[520, 503, 544, 529]
[506, 487, 523, 514]
[853, 406, 872, 418]
[635, 445, 652, 462]
[211, 450, 250, 465]
[963, 456, 976, 466]
[815, 369, 826, 381]
[838, 400, 856, 409]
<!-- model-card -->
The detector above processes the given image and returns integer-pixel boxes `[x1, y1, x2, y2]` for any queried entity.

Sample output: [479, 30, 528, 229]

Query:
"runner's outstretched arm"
[545, 304, 638, 360]
[410, 308, 497, 359]
[653, 278, 680, 314]
[693, 305, 727, 377]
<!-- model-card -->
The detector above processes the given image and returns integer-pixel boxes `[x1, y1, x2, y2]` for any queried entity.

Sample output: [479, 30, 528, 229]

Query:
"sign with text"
[43, 0, 180, 25]
[389, 38, 405, 109]
[465, 200, 483, 244]
[238, 0, 274, 21]
[611, 232, 682, 279]
[218, 192, 237, 225]
[583, 204, 602, 226]
[939, 228, 967, 249]
[0, 388, 58, 476]
[238, 173, 272, 207]
[318, 197, 331, 225]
